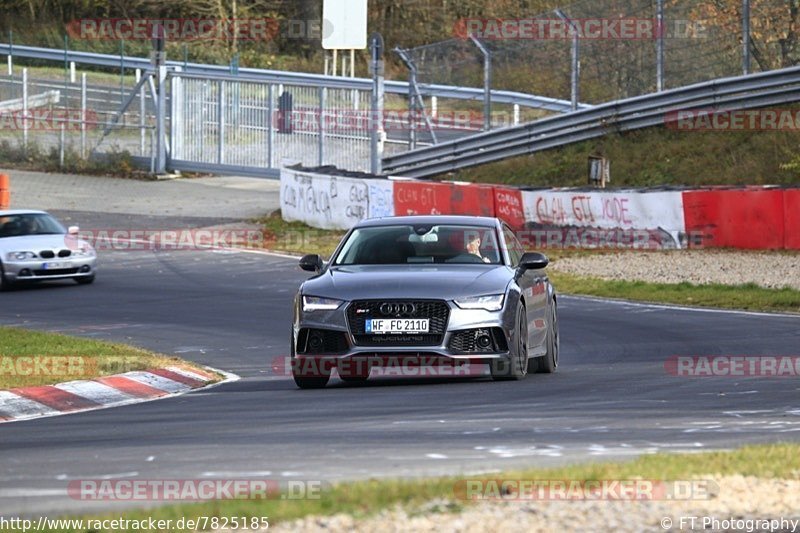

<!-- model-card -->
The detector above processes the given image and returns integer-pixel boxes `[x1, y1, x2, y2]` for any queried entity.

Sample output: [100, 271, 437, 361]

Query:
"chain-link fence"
[395, 0, 793, 135]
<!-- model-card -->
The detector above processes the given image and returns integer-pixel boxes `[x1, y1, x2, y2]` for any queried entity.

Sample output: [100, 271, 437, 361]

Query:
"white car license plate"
[365, 318, 430, 334]
[41, 262, 65, 270]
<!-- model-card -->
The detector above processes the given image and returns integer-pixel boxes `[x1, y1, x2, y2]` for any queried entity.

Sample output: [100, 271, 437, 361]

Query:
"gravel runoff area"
[550, 250, 800, 291]
[268, 476, 800, 533]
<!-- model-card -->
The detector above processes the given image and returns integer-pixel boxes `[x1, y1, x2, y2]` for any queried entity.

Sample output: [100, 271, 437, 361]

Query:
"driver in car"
[466, 234, 492, 263]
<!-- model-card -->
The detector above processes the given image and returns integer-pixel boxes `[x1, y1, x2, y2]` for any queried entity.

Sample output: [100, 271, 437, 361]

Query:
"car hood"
[301, 264, 513, 301]
[0, 234, 81, 254]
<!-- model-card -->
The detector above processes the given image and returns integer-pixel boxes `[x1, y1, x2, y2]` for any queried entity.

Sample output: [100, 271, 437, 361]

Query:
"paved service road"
[1, 244, 798, 517]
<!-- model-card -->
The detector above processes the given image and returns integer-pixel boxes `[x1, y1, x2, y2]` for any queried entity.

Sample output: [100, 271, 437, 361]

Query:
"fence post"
[556, 9, 580, 110]
[156, 63, 167, 173]
[217, 81, 226, 165]
[267, 84, 275, 169]
[370, 33, 385, 175]
[22, 68, 28, 152]
[7, 29, 12, 76]
[81, 73, 87, 158]
[170, 68, 183, 162]
[656, 0, 665, 91]
[136, 69, 145, 156]
[318, 86, 326, 166]
[742, 0, 751, 74]
[470, 35, 492, 131]
[408, 61, 417, 150]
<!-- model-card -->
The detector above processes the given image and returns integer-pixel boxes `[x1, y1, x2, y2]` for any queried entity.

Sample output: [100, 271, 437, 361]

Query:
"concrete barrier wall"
[280, 167, 799, 249]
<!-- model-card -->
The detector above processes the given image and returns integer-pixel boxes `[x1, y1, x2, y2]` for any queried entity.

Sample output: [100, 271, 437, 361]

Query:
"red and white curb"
[0, 366, 238, 424]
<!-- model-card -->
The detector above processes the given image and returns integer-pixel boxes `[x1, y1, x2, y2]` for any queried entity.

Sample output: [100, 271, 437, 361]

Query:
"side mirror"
[67, 225, 79, 235]
[519, 252, 549, 271]
[299, 254, 324, 273]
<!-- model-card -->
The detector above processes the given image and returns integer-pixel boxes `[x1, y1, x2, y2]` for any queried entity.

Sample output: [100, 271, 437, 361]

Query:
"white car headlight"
[7, 251, 37, 261]
[302, 295, 343, 312]
[454, 294, 505, 312]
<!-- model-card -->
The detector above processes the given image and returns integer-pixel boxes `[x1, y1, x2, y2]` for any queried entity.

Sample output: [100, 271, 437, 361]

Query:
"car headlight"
[7, 251, 37, 261]
[454, 294, 505, 312]
[302, 295, 343, 312]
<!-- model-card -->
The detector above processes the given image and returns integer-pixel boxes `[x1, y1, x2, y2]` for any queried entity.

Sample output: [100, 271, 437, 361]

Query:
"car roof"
[0, 209, 48, 216]
[354, 215, 500, 228]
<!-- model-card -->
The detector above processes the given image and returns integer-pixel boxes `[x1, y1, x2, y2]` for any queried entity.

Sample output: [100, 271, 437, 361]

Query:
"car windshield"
[333, 224, 502, 265]
[0, 213, 66, 238]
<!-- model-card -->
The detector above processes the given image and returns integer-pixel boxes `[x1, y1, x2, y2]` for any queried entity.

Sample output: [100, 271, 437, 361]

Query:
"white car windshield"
[0, 214, 66, 238]
[334, 224, 502, 265]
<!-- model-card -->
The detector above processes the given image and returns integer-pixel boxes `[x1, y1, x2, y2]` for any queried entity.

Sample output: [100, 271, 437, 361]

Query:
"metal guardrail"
[383, 66, 800, 177]
[0, 43, 587, 113]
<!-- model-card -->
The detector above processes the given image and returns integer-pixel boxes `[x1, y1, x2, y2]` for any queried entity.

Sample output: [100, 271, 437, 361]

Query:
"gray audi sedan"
[291, 215, 558, 388]
[0, 210, 97, 289]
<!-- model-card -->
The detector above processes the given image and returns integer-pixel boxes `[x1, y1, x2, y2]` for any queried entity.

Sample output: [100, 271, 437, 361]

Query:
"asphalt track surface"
[1, 243, 799, 517]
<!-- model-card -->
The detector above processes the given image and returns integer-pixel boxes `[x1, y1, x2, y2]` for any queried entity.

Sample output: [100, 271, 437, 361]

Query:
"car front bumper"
[3, 256, 97, 282]
[294, 300, 516, 363]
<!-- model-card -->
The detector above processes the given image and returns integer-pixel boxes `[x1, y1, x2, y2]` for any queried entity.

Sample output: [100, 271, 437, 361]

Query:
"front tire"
[0, 262, 12, 292]
[491, 300, 528, 381]
[74, 275, 95, 285]
[534, 300, 559, 374]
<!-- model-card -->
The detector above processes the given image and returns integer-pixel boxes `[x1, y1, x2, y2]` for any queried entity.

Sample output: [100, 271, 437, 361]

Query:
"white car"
[0, 210, 97, 289]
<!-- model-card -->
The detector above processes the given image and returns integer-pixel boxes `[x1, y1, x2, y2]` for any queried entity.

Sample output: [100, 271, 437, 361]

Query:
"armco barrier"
[784, 189, 800, 250]
[281, 166, 797, 250]
[683, 189, 786, 249]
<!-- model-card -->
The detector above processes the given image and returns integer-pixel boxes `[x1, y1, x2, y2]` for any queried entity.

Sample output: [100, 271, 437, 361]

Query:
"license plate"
[365, 318, 430, 334]
[42, 262, 65, 270]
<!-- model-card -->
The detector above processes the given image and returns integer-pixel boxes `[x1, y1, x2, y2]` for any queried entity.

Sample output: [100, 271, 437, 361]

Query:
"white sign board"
[322, 0, 368, 50]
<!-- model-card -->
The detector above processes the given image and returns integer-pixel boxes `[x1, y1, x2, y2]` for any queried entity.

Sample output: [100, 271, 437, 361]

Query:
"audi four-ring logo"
[379, 303, 417, 316]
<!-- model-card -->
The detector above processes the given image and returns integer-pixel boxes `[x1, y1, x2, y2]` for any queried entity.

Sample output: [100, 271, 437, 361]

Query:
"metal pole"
[370, 33, 385, 175]
[170, 68, 182, 161]
[318, 86, 326, 166]
[22, 68, 28, 151]
[120, 38, 125, 109]
[267, 84, 275, 169]
[156, 63, 167, 173]
[408, 62, 417, 150]
[81, 73, 87, 158]
[136, 69, 145, 156]
[556, 10, 580, 111]
[7, 29, 12, 75]
[570, 31, 579, 110]
[657, 0, 665, 91]
[59, 123, 65, 168]
[217, 81, 226, 165]
[743, 0, 751, 75]
[470, 35, 492, 131]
